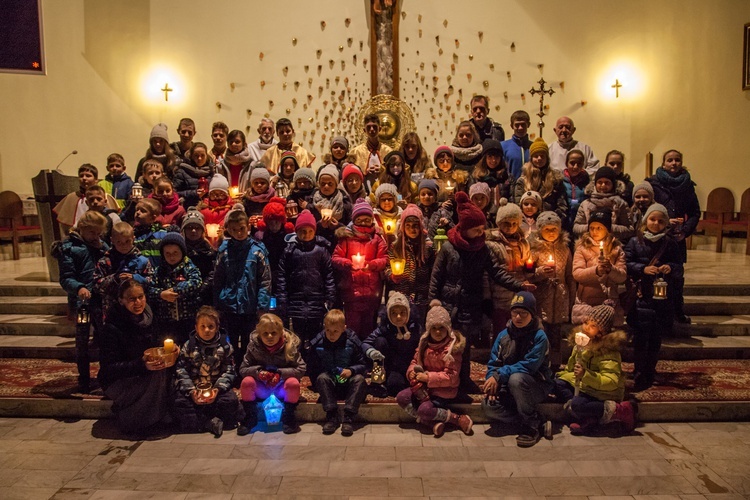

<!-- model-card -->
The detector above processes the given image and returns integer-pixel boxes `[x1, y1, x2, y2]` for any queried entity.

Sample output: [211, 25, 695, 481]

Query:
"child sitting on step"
[395, 300, 473, 437]
[237, 313, 306, 435]
[174, 306, 238, 438]
[554, 304, 636, 435]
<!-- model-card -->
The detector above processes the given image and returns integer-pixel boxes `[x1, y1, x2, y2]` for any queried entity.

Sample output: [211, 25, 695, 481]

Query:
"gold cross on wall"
[161, 83, 173, 101]
[611, 79, 622, 98]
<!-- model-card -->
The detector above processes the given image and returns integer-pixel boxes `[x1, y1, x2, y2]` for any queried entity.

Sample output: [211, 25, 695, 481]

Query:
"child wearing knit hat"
[362, 291, 422, 397]
[469, 181, 495, 228]
[629, 181, 655, 230]
[242, 167, 277, 221]
[512, 137, 568, 222]
[254, 197, 295, 295]
[554, 303, 635, 436]
[149, 232, 203, 345]
[416, 178, 440, 221]
[313, 165, 352, 240]
[430, 191, 534, 391]
[199, 175, 234, 247]
[527, 211, 575, 367]
[572, 165, 634, 242]
[181, 207, 216, 305]
[373, 183, 403, 247]
[322, 135, 351, 171]
[624, 202, 683, 391]
[572, 208, 627, 326]
[395, 300, 473, 437]
[484, 199, 534, 340]
[276, 209, 336, 350]
[269, 151, 299, 198]
[472, 139, 511, 207]
[481, 291, 553, 447]
[520, 190, 543, 237]
[340, 163, 368, 205]
[134, 122, 178, 181]
[287, 167, 317, 215]
[432, 145, 469, 201]
[385, 203, 435, 323]
[332, 199, 389, 339]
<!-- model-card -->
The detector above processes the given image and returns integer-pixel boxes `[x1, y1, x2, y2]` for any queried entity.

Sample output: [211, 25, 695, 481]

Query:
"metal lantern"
[371, 360, 386, 384]
[653, 276, 668, 300]
[433, 228, 448, 253]
[76, 301, 90, 326]
[131, 182, 143, 199]
[285, 198, 299, 219]
[263, 393, 284, 426]
[275, 179, 289, 199]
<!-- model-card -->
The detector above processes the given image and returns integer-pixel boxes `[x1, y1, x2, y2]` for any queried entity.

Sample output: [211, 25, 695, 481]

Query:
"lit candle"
[352, 252, 365, 270]
[445, 180, 455, 194]
[163, 338, 175, 353]
[546, 254, 555, 267]
[383, 218, 396, 234]
[390, 258, 406, 275]
[320, 208, 333, 219]
[524, 256, 535, 271]
[202, 389, 212, 398]
[206, 224, 220, 239]
[598, 240, 606, 261]
[229, 186, 240, 198]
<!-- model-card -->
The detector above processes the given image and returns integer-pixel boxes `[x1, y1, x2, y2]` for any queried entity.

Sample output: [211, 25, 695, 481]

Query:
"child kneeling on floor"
[396, 300, 473, 437]
[174, 306, 239, 438]
[237, 313, 306, 435]
[554, 303, 636, 435]
[308, 309, 368, 436]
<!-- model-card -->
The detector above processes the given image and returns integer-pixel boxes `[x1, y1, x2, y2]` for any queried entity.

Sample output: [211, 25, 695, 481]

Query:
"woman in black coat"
[98, 279, 173, 433]
[646, 149, 700, 323]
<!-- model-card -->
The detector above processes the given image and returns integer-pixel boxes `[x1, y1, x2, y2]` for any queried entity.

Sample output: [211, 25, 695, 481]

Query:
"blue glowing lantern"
[263, 394, 284, 426]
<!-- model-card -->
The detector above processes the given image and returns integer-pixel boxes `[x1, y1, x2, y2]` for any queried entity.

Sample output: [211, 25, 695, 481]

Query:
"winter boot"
[516, 423, 542, 448]
[341, 411, 355, 437]
[447, 410, 473, 435]
[237, 401, 258, 436]
[205, 417, 224, 438]
[601, 400, 636, 434]
[281, 402, 300, 434]
[322, 409, 340, 435]
[569, 418, 598, 436]
[432, 422, 446, 438]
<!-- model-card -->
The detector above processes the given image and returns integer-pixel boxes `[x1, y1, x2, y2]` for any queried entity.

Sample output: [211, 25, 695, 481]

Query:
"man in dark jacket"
[470, 95, 505, 143]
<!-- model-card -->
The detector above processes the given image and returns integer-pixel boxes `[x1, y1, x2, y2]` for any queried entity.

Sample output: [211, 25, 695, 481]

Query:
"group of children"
[52, 116, 699, 444]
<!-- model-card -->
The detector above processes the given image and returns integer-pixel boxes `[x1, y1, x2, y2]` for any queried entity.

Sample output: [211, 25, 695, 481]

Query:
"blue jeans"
[481, 372, 548, 428]
[554, 379, 604, 421]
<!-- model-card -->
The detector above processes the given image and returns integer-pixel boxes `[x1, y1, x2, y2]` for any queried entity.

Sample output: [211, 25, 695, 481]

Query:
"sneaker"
[433, 422, 445, 437]
[322, 410, 340, 435]
[207, 417, 224, 438]
[456, 414, 474, 435]
[341, 413, 354, 437]
[516, 425, 541, 448]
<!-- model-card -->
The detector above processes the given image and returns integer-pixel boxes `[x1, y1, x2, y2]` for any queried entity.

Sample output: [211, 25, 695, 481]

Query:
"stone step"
[0, 336, 84, 360]
[0, 282, 65, 297]
[673, 315, 750, 337]
[0, 315, 75, 337]
[683, 284, 750, 296]
[0, 296, 68, 315]
[0, 397, 748, 423]
[684, 296, 750, 316]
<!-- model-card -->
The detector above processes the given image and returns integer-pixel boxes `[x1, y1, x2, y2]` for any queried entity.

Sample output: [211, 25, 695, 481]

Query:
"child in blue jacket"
[213, 204, 272, 366]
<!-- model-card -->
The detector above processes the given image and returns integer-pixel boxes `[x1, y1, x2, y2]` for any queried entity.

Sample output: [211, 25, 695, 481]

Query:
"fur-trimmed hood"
[566, 328, 627, 355]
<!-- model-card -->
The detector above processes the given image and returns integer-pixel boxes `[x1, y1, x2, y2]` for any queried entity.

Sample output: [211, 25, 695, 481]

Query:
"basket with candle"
[144, 338, 180, 370]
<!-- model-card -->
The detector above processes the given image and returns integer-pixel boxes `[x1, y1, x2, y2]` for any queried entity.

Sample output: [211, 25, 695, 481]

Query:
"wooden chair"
[0, 191, 44, 260]
[721, 187, 750, 255]
[695, 187, 734, 252]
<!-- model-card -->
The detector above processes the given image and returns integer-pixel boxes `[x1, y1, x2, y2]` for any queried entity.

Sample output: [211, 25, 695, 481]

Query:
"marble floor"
[0, 418, 749, 499]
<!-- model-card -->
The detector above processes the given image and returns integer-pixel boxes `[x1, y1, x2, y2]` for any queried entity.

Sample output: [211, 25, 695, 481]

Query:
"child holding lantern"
[332, 199, 388, 340]
[385, 204, 434, 323]
[624, 203, 683, 391]
[554, 304, 636, 435]
[572, 208, 627, 326]
[373, 183, 403, 248]
[199, 174, 234, 247]
[528, 211, 575, 367]
[238, 313, 306, 435]
[174, 306, 238, 438]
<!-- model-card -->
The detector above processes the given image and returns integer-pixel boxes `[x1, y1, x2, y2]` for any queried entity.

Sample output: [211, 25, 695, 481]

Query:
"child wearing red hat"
[429, 191, 534, 392]
[254, 197, 295, 295]
[332, 199, 388, 339]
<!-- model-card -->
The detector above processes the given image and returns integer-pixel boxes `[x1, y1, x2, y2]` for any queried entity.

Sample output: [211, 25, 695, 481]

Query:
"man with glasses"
[470, 95, 505, 143]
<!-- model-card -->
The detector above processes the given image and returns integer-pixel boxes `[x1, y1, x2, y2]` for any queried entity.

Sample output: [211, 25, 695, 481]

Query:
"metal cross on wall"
[161, 83, 173, 102]
[528, 78, 555, 137]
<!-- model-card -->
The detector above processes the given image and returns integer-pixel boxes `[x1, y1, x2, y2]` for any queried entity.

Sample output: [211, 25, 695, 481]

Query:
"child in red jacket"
[332, 199, 388, 339]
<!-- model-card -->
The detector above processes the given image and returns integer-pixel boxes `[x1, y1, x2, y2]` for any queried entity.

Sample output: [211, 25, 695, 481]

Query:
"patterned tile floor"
[0, 417, 749, 499]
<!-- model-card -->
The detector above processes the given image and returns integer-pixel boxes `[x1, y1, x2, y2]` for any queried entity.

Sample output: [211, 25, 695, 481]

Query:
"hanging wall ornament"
[489, 63, 494, 71]
[329, 59, 335, 69]
[468, 54, 474, 61]
[317, 65, 322, 75]
[292, 38, 297, 46]
[283, 66, 288, 76]
[432, 62, 437, 71]
[308, 78, 313, 85]
[478, 31, 484, 42]
[495, 105, 500, 112]
[435, 35, 440, 45]
[268, 100, 274, 108]
[283, 82, 287, 90]
[345, 18, 351, 27]
[455, 39, 459, 48]
[259, 52, 264, 61]
[294, 81, 300, 90]
[341, 60, 345, 70]
[507, 71, 511, 81]
[438, 48, 443, 55]
[503, 91, 509, 102]
[347, 38, 353, 47]
[359, 41, 364, 50]
[247, 109, 252, 117]
[483, 80, 489, 89]
[304, 65, 309, 72]
[453, 53, 458, 63]
[286, 108, 291, 115]
[467, 73, 472, 82]
[511, 42, 516, 52]
[443, 19, 448, 27]
[260, 80, 266, 89]
[320, 20, 326, 30]
[418, 14, 422, 22]
[316, 49, 322, 58]
[339, 45, 344, 52]
[292, 98, 298, 105]
[419, 29, 422, 38]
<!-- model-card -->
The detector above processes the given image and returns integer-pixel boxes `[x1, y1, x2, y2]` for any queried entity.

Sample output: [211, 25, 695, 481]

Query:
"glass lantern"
[371, 360, 386, 384]
[131, 182, 143, 199]
[285, 199, 299, 219]
[275, 180, 289, 199]
[263, 393, 284, 426]
[433, 228, 448, 253]
[76, 302, 90, 326]
[653, 276, 668, 300]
